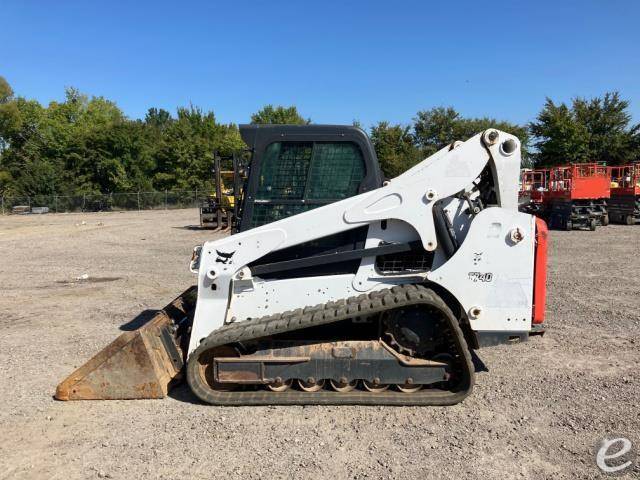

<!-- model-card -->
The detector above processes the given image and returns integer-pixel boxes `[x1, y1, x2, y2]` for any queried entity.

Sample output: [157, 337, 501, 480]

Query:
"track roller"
[298, 378, 325, 392]
[267, 378, 293, 392]
[329, 379, 358, 392]
[396, 382, 423, 393]
[362, 380, 389, 392]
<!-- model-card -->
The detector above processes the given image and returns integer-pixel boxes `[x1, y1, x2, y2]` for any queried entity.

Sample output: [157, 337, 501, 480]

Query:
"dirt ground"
[0, 209, 638, 479]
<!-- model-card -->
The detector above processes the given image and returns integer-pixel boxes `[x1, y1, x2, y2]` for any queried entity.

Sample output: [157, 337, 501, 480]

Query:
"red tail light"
[532, 218, 548, 324]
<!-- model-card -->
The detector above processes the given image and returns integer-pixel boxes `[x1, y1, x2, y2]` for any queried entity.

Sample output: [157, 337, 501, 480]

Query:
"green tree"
[145, 108, 172, 130]
[413, 106, 530, 163]
[0, 81, 246, 197]
[153, 106, 243, 191]
[529, 92, 639, 166]
[250, 105, 310, 125]
[369, 121, 421, 178]
[41, 91, 129, 194]
[0, 76, 22, 154]
[0, 77, 47, 195]
[4, 77, 638, 199]
[0, 76, 13, 102]
[0, 84, 149, 196]
[413, 107, 460, 157]
[529, 100, 589, 166]
[572, 92, 638, 164]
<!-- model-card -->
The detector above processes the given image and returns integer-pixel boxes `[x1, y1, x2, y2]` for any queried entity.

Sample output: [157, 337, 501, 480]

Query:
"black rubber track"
[186, 284, 474, 406]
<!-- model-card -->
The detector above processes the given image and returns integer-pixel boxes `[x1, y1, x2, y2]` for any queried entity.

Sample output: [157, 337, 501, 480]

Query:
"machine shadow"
[171, 225, 205, 231]
[168, 382, 202, 404]
[119, 309, 161, 331]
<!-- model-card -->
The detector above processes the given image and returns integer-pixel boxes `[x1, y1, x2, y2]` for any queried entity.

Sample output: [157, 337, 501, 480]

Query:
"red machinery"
[519, 169, 548, 216]
[608, 164, 640, 225]
[544, 163, 610, 230]
[519, 163, 610, 230]
[547, 164, 610, 200]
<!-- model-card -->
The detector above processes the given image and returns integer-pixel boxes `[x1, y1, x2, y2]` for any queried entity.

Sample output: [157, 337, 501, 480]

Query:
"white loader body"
[189, 129, 536, 356]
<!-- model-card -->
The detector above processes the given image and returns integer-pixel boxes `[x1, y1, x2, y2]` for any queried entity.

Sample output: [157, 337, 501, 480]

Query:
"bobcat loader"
[56, 126, 548, 406]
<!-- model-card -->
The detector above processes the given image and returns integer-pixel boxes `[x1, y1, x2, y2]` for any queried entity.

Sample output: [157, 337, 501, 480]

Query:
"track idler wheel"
[195, 346, 239, 392]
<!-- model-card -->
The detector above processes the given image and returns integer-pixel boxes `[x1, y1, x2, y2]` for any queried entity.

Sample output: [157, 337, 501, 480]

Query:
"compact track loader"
[56, 126, 548, 406]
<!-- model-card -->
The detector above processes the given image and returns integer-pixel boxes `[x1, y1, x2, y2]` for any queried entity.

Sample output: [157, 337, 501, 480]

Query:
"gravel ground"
[0, 209, 638, 479]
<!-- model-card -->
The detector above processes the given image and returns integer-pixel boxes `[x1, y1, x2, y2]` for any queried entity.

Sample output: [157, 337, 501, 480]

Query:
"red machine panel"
[520, 169, 548, 203]
[532, 217, 548, 324]
[609, 164, 640, 197]
[546, 163, 610, 201]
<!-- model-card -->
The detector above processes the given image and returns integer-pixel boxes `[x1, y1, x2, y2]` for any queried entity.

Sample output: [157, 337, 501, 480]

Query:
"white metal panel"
[427, 208, 535, 331]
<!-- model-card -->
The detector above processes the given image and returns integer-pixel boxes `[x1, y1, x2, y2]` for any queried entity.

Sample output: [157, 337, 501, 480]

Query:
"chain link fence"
[0, 190, 208, 215]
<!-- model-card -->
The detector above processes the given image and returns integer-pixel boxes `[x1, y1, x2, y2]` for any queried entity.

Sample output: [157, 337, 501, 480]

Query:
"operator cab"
[237, 124, 384, 232]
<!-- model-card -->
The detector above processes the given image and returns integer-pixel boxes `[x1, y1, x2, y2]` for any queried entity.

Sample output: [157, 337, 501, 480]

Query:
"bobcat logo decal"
[215, 250, 235, 264]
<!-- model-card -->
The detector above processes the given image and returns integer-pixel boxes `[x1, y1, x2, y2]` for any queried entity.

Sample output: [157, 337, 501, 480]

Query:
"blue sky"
[2, 0, 639, 128]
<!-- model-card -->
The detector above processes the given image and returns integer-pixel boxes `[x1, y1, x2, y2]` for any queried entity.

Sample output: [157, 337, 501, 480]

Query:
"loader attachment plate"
[55, 287, 197, 401]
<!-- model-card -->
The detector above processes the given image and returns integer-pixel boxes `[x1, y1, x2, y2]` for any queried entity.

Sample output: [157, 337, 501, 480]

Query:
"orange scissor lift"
[544, 163, 610, 231]
[519, 169, 548, 217]
[608, 164, 640, 225]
